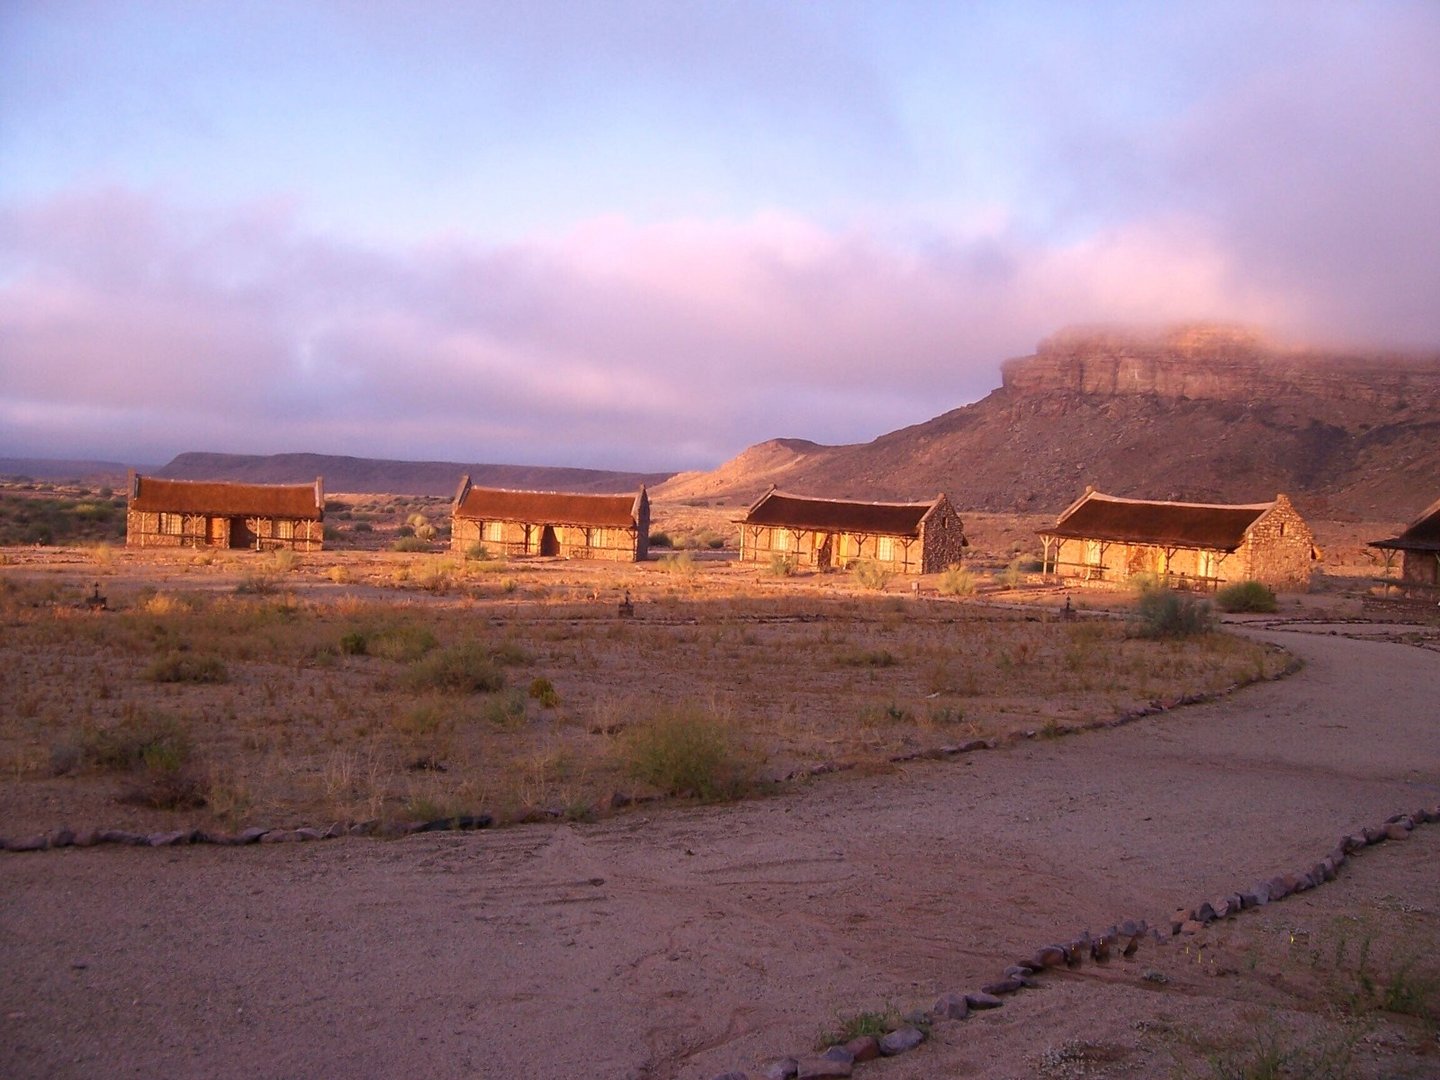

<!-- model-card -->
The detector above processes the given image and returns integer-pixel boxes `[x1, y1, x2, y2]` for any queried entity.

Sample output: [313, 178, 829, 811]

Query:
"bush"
[464, 541, 491, 561]
[767, 554, 796, 577]
[528, 677, 559, 707]
[1215, 580, 1279, 613]
[1130, 588, 1214, 639]
[367, 624, 438, 662]
[392, 536, 430, 553]
[647, 531, 673, 549]
[937, 563, 975, 596]
[851, 560, 892, 591]
[144, 652, 228, 684]
[404, 642, 506, 694]
[67, 712, 192, 774]
[622, 707, 749, 801]
[657, 551, 697, 577]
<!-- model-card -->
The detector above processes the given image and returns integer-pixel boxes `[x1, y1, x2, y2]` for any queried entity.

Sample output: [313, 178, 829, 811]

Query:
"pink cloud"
[0, 186, 1426, 469]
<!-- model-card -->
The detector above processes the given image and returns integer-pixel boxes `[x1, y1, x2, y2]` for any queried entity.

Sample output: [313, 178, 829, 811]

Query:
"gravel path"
[3, 627, 1437, 1079]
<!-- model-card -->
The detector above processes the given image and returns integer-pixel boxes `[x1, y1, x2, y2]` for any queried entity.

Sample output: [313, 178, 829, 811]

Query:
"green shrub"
[851, 560, 892, 591]
[367, 624, 437, 662]
[464, 541, 491, 561]
[482, 690, 528, 728]
[144, 652, 229, 684]
[622, 707, 749, 801]
[835, 648, 897, 667]
[1215, 580, 1279, 613]
[767, 553, 796, 577]
[1130, 588, 1214, 639]
[392, 536, 430, 553]
[647, 531, 673, 549]
[937, 563, 975, 596]
[528, 677, 560, 707]
[67, 713, 192, 774]
[404, 642, 506, 694]
[657, 551, 697, 576]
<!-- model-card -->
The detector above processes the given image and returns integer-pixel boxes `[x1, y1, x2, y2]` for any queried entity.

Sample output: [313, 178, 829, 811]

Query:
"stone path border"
[707, 803, 1440, 1079]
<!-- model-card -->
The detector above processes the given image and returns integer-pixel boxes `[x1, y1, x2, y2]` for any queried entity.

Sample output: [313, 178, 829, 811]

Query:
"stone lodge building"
[737, 488, 966, 575]
[126, 472, 325, 551]
[1038, 488, 1316, 590]
[450, 477, 650, 562]
[1369, 495, 1440, 597]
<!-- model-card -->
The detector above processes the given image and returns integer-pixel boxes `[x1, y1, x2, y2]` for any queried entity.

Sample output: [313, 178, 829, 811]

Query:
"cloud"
[0, 181, 1425, 471]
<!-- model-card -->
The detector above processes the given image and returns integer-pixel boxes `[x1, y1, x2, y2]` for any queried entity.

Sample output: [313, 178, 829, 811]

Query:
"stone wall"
[450, 517, 641, 561]
[1236, 496, 1315, 589]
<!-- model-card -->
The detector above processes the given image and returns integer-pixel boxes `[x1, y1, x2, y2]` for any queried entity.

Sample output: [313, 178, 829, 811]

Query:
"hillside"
[656, 325, 1440, 520]
[156, 452, 672, 497]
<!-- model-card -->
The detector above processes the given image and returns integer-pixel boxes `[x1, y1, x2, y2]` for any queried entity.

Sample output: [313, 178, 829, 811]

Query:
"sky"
[2, 2, 1438, 472]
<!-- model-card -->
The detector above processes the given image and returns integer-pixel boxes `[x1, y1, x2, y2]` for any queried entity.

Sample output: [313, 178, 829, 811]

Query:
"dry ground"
[2, 525, 1437, 1079]
[0, 545, 1291, 838]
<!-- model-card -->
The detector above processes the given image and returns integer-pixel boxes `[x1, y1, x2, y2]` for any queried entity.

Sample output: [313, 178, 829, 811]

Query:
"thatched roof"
[1370, 493, 1440, 553]
[1040, 489, 1278, 551]
[740, 489, 943, 537]
[129, 474, 323, 519]
[452, 479, 643, 528]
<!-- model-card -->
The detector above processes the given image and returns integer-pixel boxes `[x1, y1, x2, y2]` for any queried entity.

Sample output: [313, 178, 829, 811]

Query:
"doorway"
[539, 525, 560, 556]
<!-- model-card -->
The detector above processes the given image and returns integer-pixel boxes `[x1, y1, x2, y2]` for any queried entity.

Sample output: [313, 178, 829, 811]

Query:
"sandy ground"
[3, 623, 1439, 1079]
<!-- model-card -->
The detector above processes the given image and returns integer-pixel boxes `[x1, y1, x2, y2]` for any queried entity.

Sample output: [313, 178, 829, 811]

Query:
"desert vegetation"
[0, 548, 1290, 836]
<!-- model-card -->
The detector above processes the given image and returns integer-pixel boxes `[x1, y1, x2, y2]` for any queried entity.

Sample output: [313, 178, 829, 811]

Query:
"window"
[485, 521, 505, 543]
[277, 519, 295, 539]
[774, 530, 790, 552]
[158, 512, 182, 535]
[877, 536, 894, 562]
[1084, 540, 1102, 566]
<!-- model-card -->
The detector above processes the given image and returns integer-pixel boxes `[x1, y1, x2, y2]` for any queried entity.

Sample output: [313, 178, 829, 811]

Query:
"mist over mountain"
[656, 325, 1440, 520]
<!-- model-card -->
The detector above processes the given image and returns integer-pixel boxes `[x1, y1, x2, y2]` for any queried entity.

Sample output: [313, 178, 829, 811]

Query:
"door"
[540, 525, 560, 556]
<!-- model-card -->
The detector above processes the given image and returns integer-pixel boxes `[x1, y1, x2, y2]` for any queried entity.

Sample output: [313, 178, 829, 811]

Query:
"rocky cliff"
[656, 325, 1440, 520]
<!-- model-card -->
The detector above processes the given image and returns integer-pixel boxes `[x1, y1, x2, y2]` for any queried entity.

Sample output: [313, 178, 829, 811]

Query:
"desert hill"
[656, 325, 1440, 520]
[155, 452, 672, 497]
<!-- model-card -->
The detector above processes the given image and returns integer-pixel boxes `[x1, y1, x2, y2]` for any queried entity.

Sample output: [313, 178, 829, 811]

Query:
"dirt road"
[4, 626, 1438, 1079]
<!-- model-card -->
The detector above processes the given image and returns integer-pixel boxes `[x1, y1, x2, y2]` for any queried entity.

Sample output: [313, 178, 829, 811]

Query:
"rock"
[98, 829, 147, 846]
[294, 827, 327, 841]
[237, 827, 269, 843]
[711, 1073, 750, 1080]
[842, 1036, 879, 1063]
[324, 821, 347, 839]
[1004, 964, 1034, 978]
[877, 1028, 924, 1056]
[760, 1060, 798, 1080]
[982, 977, 1026, 995]
[965, 991, 1004, 1010]
[260, 829, 303, 843]
[1034, 945, 1067, 969]
[1363, 825, 1386, 845]
[148, 829, 194, 847]
[1195, 901, 1217, 924]
[1180, 920, 1204, 935]
[348, 820, 379, 836]
[1342, 832, 1366, 853]
[5, 834, 49, 852]
[1384, 822, 1411, 841]
[1091, 935, 1113, 962]
[48, 828, 76, 848]
[933, 992, 969, 1020]
[795, 1058, 852, 1079]
[819, 1045, 853, 1065]
[71, 829, 101, 848]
